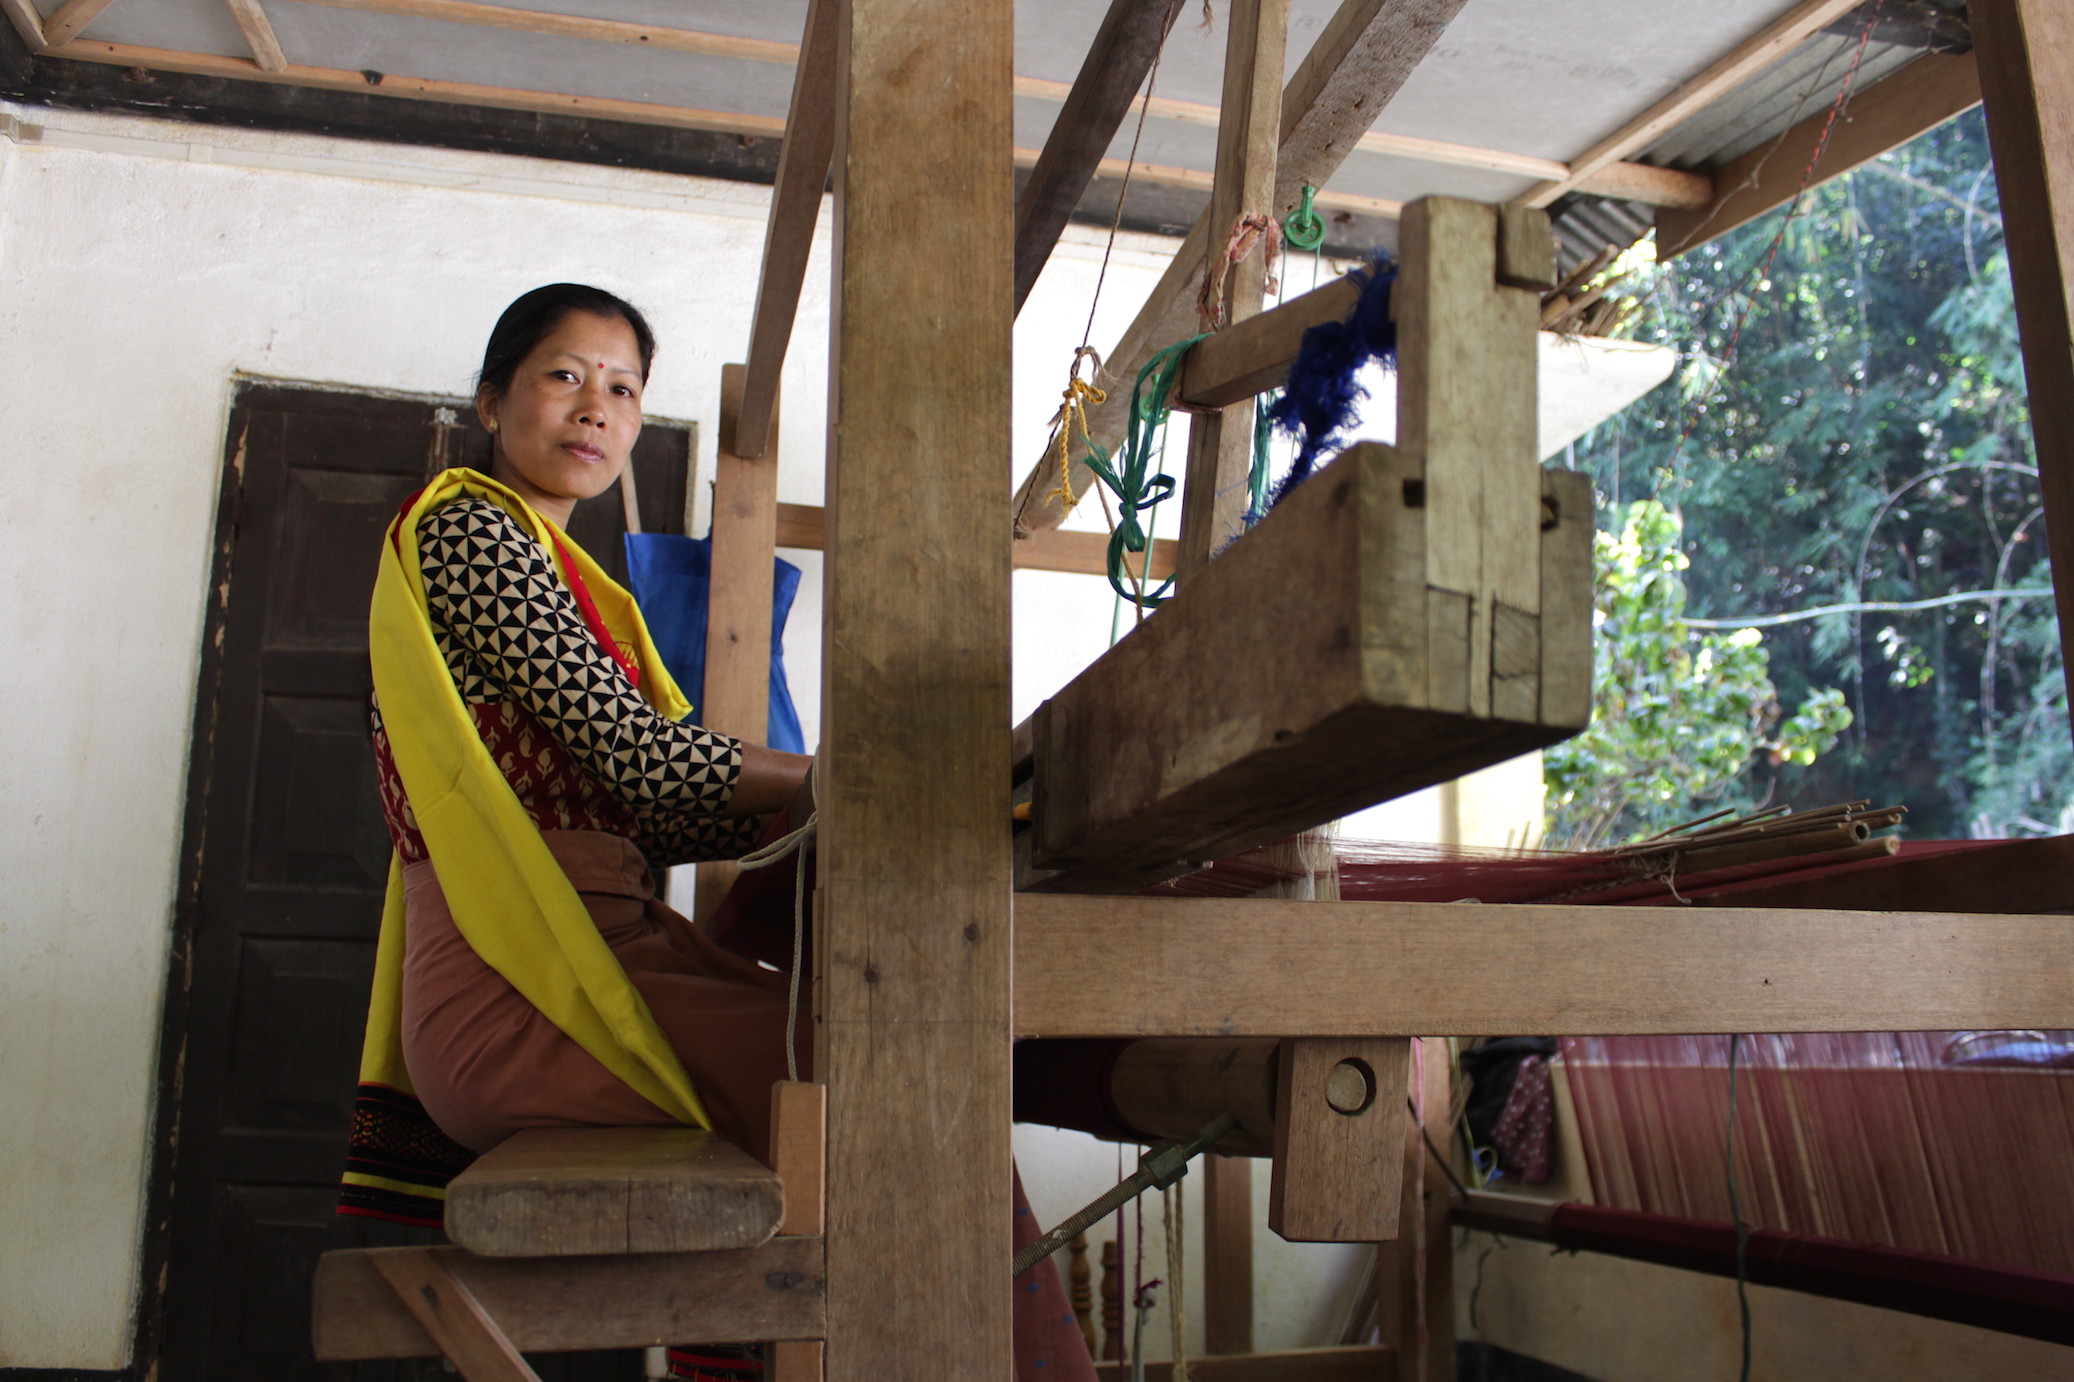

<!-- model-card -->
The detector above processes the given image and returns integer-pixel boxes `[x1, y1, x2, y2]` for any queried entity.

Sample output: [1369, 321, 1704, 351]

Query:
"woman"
[344, 285, 1094, 1382]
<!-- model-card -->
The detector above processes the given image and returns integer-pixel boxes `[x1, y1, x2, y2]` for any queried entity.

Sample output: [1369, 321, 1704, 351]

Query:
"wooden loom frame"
[290, 0, 2074, 1378]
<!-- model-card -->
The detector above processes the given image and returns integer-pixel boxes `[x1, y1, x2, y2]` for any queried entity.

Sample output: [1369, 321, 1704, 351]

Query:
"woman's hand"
[731, 746, 814, 818]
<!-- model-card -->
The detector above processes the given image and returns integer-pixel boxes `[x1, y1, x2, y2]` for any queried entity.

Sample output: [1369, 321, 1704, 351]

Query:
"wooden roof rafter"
[142, 0, 1717, 207]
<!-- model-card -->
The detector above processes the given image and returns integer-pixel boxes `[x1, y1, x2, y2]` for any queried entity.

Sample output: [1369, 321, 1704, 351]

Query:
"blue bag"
[622, 533, 806, 753]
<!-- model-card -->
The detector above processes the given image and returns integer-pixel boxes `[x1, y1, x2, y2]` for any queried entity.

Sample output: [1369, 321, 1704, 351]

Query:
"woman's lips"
[562, 441, 605, 462]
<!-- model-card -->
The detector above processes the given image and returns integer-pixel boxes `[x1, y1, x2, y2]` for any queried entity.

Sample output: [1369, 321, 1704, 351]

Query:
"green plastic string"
[1079, 333, 1208, 607]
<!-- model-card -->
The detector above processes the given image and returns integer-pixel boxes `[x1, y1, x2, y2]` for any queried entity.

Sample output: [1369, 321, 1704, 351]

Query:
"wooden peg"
[1496, 203, 1559, 291]
[770, 1080, 826, 1237]
[369, 1249, 541, 1382]
[1267, 1038, 1410, 1242]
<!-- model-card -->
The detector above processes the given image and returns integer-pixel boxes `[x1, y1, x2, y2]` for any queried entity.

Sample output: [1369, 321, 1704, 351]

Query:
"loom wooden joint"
[1268, 1037, 1410, 1242]
[1020, 196, 1593, 893]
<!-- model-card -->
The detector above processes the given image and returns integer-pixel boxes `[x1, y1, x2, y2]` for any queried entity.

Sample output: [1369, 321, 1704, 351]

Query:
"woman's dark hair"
[476, 283, 657, 400]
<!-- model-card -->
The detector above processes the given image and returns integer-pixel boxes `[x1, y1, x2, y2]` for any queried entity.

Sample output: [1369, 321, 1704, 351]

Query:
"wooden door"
[147, 381, 690, 1381]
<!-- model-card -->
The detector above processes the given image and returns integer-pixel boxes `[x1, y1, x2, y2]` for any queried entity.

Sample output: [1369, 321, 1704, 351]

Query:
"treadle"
[446, 1125, 785, 1257]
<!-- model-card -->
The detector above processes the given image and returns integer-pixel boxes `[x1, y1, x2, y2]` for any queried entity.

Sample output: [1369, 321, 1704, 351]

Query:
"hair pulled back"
[477, 283, 657, 400]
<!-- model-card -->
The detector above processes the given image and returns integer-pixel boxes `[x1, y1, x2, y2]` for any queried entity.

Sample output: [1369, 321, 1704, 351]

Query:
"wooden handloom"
[307, 0, 2074, 1378]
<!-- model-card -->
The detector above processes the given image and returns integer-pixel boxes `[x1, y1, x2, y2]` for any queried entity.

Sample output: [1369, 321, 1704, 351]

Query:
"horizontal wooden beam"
[48, 38, 793, 136]
[1519, 0, 1867, 208]
[294, 0, 1702, 207]
[311, 1241, 825, 1359]
[774, 500, 1177, 580]
[1178, 274, 1360, 410]
[1093, 1345, 1394, 1381]
[1657, 51, 1982, 258]
[1011, 892, 2074, 1038]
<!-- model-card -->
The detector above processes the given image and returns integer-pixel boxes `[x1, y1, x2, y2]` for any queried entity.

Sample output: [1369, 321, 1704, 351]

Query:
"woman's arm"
[419, 498, 781, 822]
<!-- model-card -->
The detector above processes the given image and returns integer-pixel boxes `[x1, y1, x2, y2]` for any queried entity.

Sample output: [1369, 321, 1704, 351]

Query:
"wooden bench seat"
[313, 1085, 827, 1379]
[446, 1125, 786, 1257]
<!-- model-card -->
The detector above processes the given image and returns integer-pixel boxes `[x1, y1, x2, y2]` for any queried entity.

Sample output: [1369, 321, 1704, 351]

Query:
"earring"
[487, 420, 498, 432]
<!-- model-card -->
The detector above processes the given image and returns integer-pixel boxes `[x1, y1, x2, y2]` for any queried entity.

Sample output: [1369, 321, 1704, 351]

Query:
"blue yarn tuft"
[1259, 249, 1397, 514]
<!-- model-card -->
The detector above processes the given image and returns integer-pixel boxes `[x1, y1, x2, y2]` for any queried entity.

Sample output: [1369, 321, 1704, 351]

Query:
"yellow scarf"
[349, 468, 713, 1183]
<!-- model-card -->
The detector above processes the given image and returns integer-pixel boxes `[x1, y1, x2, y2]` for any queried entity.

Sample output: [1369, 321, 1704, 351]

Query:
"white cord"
[735, 762, 816, 1082]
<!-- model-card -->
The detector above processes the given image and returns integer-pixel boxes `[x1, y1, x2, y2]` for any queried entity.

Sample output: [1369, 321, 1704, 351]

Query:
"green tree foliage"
[1567, 109, 2065, 839]
[1545, 501, 1851, 848]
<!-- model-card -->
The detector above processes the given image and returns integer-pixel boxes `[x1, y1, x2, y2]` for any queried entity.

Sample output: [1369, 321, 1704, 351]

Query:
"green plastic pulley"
[1283, 184, 1326, 251]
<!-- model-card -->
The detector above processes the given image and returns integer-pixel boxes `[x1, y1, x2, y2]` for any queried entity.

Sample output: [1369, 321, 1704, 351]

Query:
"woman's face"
[478, 309, 645, 524]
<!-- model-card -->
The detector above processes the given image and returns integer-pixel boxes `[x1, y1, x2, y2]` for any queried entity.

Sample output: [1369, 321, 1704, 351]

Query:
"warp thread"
[1258, 250, 1397, 517]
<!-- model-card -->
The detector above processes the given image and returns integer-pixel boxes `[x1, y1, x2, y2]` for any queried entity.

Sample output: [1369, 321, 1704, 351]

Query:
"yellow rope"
[1045, 347, 1108, 510]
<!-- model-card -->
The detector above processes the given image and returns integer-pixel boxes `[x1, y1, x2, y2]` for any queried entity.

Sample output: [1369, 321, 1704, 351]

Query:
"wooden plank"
[1093, 1345, 1395, 1381]
[1269, 1038, 1408, 1243]
[1010, 892, 2074, 1037]
[0, 0, 46, 52]
[368, 1250, 541, 1382]
[1518, 0, 1867, 208]
[1684, 835, 2074, 913]
[1009, 0, 1471, 540]
[770, 1340, 826, 1382]
[1179, 275, 1360, 411]
[1395, 198, 1541, 717]
[1013, 0, 1179, 310]
[1202, 1155, 1255, 1355]
[1376, 1039, 1452, 1382]
[43, 0, 115, 47]
[733, 0, 837, 461]
[769, 1080, 826, 1237]
[1026, 437, 1581, 890]
[695, 364, 782, 923]
[1965, 0, 2074, 699]
[284, 0, 1701, 207]
[818, 0, 1014, 1373]
[288, 0, 801, 61]
[444, 1126, 783, 1258]
[47, 38, 794, 137]
[224, 0, 287, 72]
[311, 1240, 826, 1359]
[777, 500, 1178, 580]
[1658, 52, 1982, 258]
[1177, 0, 1288, 582]
[1495, 204, 1557, 291]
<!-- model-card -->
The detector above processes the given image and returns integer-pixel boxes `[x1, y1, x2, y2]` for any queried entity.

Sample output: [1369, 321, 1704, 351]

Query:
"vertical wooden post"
[1394, 198, 1542, 720]
[1201, 1155, 1254, 1354]
[819, 0, 1016, 1374]
[1176, 0, 1289, 581]
[1971, 0, 2074, 725]
[696, 364, 781, 923]
[1376, 1037, 1456, 1382]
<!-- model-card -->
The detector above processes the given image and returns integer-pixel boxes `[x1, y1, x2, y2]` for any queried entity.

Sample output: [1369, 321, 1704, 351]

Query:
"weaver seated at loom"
[345, 284, 1102, 1380]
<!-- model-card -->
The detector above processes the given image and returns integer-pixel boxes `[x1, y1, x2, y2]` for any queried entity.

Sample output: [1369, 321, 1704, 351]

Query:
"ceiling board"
[28, 0, 1892, 230]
